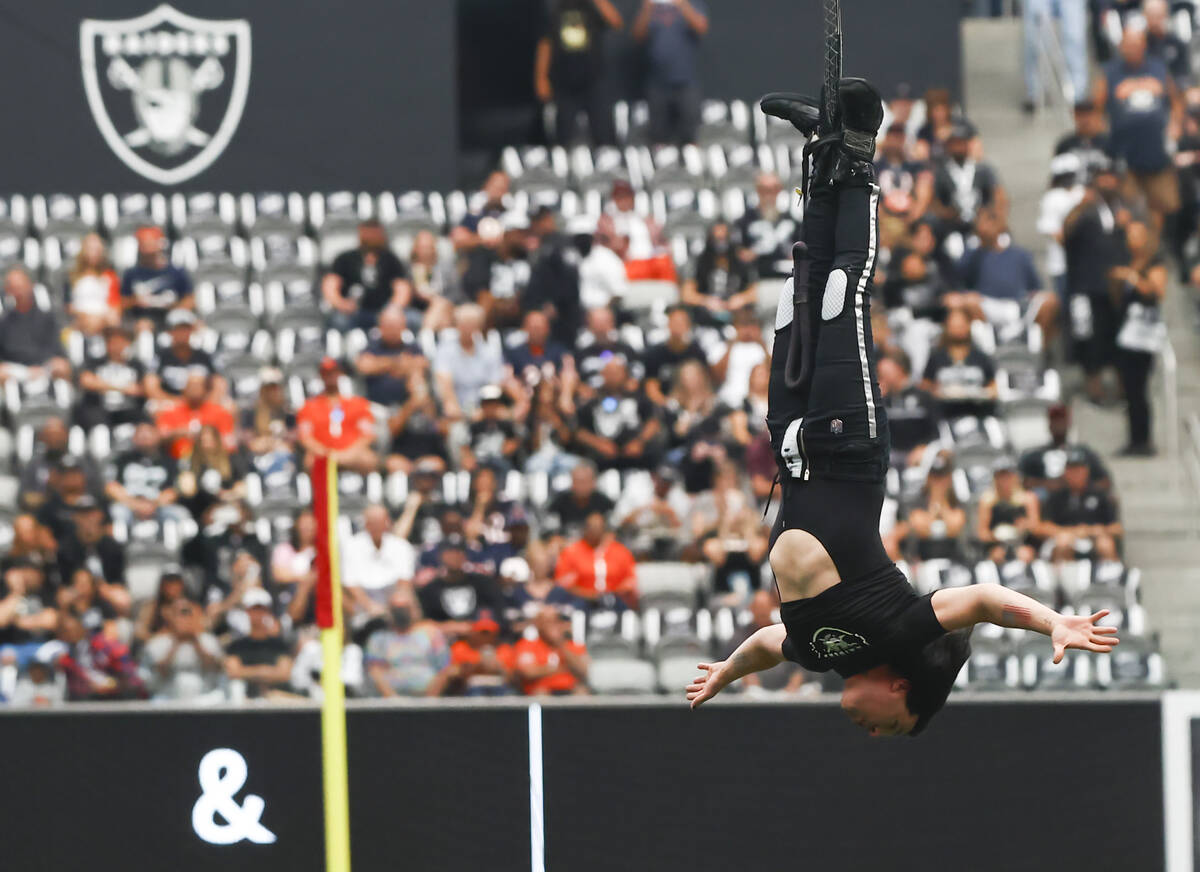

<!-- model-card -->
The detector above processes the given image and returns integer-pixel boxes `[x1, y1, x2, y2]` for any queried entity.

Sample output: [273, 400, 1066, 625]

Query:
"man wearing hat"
[416, 534, 506, 636]
[224, 588, 293, 699]
[1054, 100, 1112, 184]
[931, 119, 1007, 235]
[608, 178, 675, 281]
[296, 357, 378, 473]
[1037, 448, 1123, 562]
[120, 225, 194, 329]
[145, 307, 223, 404]
[461, 384, 520, 473]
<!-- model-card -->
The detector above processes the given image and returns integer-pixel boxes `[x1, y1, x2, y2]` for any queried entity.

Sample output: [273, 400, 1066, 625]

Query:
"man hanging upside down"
[686, 78, 1119, 736]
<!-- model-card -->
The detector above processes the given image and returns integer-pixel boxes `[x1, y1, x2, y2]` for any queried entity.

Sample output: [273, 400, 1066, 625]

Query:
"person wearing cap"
[573, 356, 661, 471]
[144, 307, 223, 404]
[498, 605, 589, 696]
[224, 588, 293, 699]
[58, 497, 127, 599]
[77, 324, 147, 430]
[976, 457, 1042, 564]
[1054, 100, 1112, 183]
[321, 218, 413, 333]
[417, 535, 506, 636]
[1095, 25, 1182, 231]
[432, 303, 504, 421]
[534, 0, 622, 146]
[607, 178, 675, 281]
[119, 225, 194, 330]
[579, 214, 630, 310]
[614, 463, 689, 558]
[34, 456, 96, 545]
[1035, 449, 1123, 562]
[574, 305, 644, 392]
[17, 417, 104, 511]
[446, 615, 513, 696]
[242, 365, 296, 459]
[460, 384, 520, 473]
[1038, 152, 1088, 302]
[1018, 403, 1111, 495]
[0, 267, 70, 387]
[931, 119, 1008, 235]
[365, 586, 453, 698]
[155, 372, 236, 460]
[631, 0, 709, 145]
[354, 305, 427, 407]
[296, 356, 379, 473]
[874, 124, 934, 225]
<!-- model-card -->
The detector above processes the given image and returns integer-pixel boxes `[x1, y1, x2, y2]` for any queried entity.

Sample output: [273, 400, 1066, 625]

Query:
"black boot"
[826, 77, 884, 184]
[759, 92, 821, 138]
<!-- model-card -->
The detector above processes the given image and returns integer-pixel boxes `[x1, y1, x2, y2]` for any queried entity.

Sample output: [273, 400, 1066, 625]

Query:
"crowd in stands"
[0, 2, 1175, 705]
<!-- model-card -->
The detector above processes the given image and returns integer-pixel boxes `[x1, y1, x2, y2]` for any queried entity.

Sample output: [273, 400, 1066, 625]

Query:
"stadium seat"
[32, 194, 99, 249]
[240, 192, 307, 240]
[637, 562, 705, 611]
[588, 657, 657, 694]
[171, 191, 239, 236]
[657, 656, 700, 694]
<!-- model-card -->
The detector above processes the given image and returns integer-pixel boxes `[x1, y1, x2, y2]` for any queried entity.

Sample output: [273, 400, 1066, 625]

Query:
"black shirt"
[80, 352, 146, 423]
[523, 234, 582, 347]
[543, 490, 615, 538]
[1044, 485, 1118, 528]
[330, 247, 410, 314]
[418, 572, 506, 625]
[780, 566, 946, 678]
[467, 418, 518, 464]
[1054, 132, 1112, 185]
[734, 207, 798, 278]
[1064, 199, 1126, 297]
[641, 340, 708, 396]
[933, 159, 1000, 225]
[692, 246, 754, 302]
[152, 346, 217, 397]
[0, 306, 64, 366]
[883, 385, 941, 454]
[112, 449, 177, 500]
[59, 535, 126, 586]
[922, 345, 996, 419]
[575, 337, 643, 388]
[576, 391, 656, 448]
[1019, 442, 1108, 486]
[542, 0, 608, 93]
[226, 635, 291, 698]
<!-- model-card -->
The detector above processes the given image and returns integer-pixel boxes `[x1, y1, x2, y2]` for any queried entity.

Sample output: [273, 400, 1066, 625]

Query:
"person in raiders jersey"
[685, 78, 1119, 736]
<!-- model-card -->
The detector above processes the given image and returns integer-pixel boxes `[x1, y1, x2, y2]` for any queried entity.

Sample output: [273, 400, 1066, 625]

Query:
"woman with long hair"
[177, 424, 245, 520]
[408, 229, 456, 332]
[668, 359, 735, 492]
[67, 233, 121, 336]
[905, 453, 967, 562]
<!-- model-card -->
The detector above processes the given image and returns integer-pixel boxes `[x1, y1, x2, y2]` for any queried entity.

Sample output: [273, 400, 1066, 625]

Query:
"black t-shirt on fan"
[331, 248, 410, 313]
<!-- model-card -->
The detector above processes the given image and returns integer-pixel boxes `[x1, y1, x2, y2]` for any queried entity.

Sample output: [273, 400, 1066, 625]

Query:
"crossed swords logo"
[105, 52, 223, 154]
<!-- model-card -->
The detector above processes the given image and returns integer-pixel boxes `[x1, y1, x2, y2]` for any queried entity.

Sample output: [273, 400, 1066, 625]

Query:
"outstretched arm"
[686, 624, 787, 709]
[932, 583, 1120, 664]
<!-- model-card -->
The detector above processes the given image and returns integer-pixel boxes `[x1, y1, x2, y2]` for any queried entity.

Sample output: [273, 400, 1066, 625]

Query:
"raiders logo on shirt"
[810, 627, 869, 659]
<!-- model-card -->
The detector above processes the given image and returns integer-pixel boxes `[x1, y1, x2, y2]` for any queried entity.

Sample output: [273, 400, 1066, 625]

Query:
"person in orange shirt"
[296, 357, 379, 473]
[448, 617, 513, 696]
[156, 373, 235, 460]
[554, 511, 638, 608]
[498, 607, 589, 696]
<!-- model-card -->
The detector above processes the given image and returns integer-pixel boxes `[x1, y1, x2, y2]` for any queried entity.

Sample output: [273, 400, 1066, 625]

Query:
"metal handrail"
[1184, 412, 1200, 503]
[1162, 337, 1180, 463]
[1033, 9, 1077, 126]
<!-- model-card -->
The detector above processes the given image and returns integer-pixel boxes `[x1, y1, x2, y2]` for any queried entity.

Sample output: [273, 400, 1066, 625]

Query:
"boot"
[759, 92, 821, 138]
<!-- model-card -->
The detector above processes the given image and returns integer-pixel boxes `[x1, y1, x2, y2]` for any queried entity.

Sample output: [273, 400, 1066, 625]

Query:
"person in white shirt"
[1038, 153, 1086, 300]
[579, 214, 630, 310]
[710, 308, 768, 408]
[607, 179, 676, 281]
[342, 504, 417, 619]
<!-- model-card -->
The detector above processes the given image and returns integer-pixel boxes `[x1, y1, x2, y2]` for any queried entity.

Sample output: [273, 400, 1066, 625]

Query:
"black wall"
[0, 700, 1164, 871]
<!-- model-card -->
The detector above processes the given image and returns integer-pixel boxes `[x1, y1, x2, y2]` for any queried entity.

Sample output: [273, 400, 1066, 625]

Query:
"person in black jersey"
[685, 77, 1120, 736]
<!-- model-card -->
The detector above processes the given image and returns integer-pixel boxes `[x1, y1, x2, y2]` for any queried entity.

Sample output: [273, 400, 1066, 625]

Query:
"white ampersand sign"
[191, 748, 278, 845]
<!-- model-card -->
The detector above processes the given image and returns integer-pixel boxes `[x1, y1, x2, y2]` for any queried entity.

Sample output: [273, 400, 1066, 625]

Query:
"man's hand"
[686, 661, 731, 709]
[1050, 610, 1120, 664]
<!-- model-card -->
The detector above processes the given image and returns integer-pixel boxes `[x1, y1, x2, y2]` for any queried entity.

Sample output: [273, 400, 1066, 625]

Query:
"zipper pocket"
[798, 420, 810, 481]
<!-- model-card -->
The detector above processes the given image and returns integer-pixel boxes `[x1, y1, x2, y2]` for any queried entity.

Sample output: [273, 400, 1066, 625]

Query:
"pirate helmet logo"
[80, 4, 250, 185]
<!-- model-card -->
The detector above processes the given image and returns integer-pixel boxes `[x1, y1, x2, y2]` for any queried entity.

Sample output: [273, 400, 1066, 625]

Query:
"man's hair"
[903, 629, 973, 737]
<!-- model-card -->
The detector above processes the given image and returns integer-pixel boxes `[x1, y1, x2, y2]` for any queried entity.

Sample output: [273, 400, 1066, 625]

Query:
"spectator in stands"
[545, 461, 614, 543]
[5, 515, 59, 583]
[141, 597, 223, 701]
[1019, 403, 1111, 495]
[723, 590, 810, 696]
[106, 420, 185, 526]
[77, 325, 146, 430]
[57, 566, 127, 637]
[1112, 218, 1168, 455]
[681, 220, 758, 326]
[459, 211, 527, 326]
[1023, 0, 1088, 114]
[176, 425, 246, 520]
[35, 458, 94, 544]
[144, 308, 221, 404]
[1036, 449, 1123, 561]
[932, 121, 1008, 235]
[958, 207, 1060, 338]
[133, 568, 187, 645]
[877, 351, 941, 468]
[417, 535, 506, 634]
[915, 88, 956, 161]
[667, 360, 733, 492]
[452, 171, 511, 251]
[642, 305, 708, 406]
[575, 305, 642, 391]
[66, 233, 121, 337]
[1143, 0, 1191, 83]
[523, 206, 584, 346]
[224, 588, 293, 700]
[387, 373, 450, 474]
[156, 373, 236, 461]
[875, 123, 934, 224]
[120, 225, 193, 331]
[184, 504, 270, 607]
[608, 179, 675, 281]
[535, 0, 623, 145]
[56, 609, 145, 701]
[976, 457, 1042, 564]
[523, 368, 579, 476]
[1096, 25, 1181, 231]
[735, 172, 799, 278]
[407, 230, 456, 333]
[58, 498, 126, 598]
[555, 510, 637, 607]
[0, 559, 58, 667]
[574, 357, 661, 470]
[904, 451, 967, 562]
[297, 357, 379, 474]
[270, 510, 318, 621]
[18, 417, 103, 511]
[614, 464, 689, 559]
[632, 0, 709, 145]
[342, 504, 417, 620]
[498, 554, 581, 630]
[445, 616, 512, 696]
[1055, 100, 1112, 182]
[507, 309, 571, 387]
[1038, 153, 1088, 302]
[461, 385, 520, 472]
[712, 308, 767, 407]
[690, 462, 767, 603]
[920, 308, 998, 419]
[881, 243, 949, 322]
[1063, 160, 1130, 403]
[0, 267, 70, 385]
[365, 585, 453, 698]
[434, 304, 504, 420]
[500, 606, 589, 696]
[579, 215, 630, 310]
[322, 218, 412, 332]
[355, 306, 426, 407]
[242, 367, 295, 458]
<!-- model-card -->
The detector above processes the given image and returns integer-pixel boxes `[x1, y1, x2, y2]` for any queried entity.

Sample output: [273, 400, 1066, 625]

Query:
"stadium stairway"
[965, 17, 1200, 687]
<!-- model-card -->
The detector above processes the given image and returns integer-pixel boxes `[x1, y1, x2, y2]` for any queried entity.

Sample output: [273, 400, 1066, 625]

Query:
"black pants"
[554, 85, 615, 146]
[647, 82, 701, 145]
[1116, 348, 1154, 447]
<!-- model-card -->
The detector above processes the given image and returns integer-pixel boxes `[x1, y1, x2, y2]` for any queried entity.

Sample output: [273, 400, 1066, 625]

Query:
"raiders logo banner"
[80, 4, 250, 185]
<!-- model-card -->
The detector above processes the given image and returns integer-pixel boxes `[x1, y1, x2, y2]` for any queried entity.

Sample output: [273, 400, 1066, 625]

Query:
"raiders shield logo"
[810, 627, 868, 659]
[80, 4, 251, 185]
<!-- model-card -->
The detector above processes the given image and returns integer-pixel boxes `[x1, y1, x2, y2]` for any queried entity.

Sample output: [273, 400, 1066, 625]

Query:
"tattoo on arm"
[1001, 605, 1032, 622]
